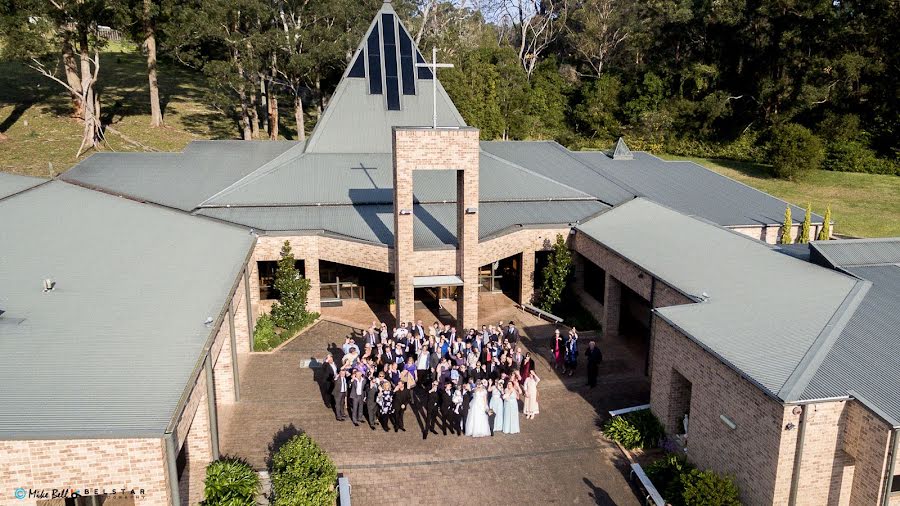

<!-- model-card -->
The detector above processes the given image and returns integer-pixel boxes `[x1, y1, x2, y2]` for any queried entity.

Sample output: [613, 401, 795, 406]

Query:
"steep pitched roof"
[576, 198, 860, 400]
[0, 181, 254, 438]
[303, 2, 465, 153]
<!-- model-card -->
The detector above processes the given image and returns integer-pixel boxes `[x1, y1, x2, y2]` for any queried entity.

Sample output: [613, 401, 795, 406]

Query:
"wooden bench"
[338, 474, 352, 506]
[521, 303, 564, 324]
[630, 463, 666, 506]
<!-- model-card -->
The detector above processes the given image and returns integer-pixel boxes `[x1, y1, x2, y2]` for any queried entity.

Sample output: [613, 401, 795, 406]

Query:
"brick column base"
[520, 251, 535, 305]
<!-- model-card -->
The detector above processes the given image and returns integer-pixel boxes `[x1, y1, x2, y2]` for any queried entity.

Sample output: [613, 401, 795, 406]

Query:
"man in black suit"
[365, 372, 380, 430]
[585, 340, 603, 388]
[505, 321, 519, 344]
[459, 383, 472, 435]
[422, 381, 441, 439]
[332, 370, 348, 421]
[439, 383, 455, 435]
[393, 382, 411, 432]
[348, 370, 366, 426]
[319, 354, 337, 409]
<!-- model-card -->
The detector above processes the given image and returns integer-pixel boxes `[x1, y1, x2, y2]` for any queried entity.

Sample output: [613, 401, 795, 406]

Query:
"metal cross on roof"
[415, 47, 454, 128]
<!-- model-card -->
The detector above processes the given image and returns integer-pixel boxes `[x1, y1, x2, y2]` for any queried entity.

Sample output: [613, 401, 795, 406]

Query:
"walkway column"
[603, 273, 622, 337]
[520, 251, 535, 305]
[393, 127, 480, 328]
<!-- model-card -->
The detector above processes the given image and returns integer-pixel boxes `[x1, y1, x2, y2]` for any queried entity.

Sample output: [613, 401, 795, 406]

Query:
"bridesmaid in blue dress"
[502, 378, 521, 434]
[490, 380, 505, 434]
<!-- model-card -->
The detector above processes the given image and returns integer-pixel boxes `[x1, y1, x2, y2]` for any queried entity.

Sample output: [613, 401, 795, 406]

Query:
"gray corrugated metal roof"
[303, 3, 466, 153]
[62, 140, 297, 211]
[481, 141, 635, 206]
[812, 238, 900, 267]
[0, 181, 254, 438]
[573, 151, 820, 227]
[801, 265, 900, 424]
[202, 151, 593, 207]
[0, 172, 46, 200]
[576, 198, 858, 399]
[198, 200, 606, 249]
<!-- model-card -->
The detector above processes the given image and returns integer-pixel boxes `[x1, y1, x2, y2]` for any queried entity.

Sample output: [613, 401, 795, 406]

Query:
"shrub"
[202, 456, 259, 506]
[768, 123, 825, 180]
[645, 454, 694, 501]
[823, 139, 878, 173]
[538, 234, 573, 313]
[253, 314, 278, 352]
[271, 434, 337, 506]
[679, 469, 741, 506]
[270, 240, 316, 333]
[601, 409, 664, 449]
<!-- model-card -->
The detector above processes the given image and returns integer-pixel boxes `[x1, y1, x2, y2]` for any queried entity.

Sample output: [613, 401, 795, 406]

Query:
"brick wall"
[171, 368, 213, 505]
[730, 223, 822, 245]
[0, 438, 168, 505]
[842, 400, 895, 505]
[651, 316, 789, 506]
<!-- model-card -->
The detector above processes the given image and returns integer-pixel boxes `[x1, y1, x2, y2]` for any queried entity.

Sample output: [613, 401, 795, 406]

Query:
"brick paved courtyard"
[220, 297, 649, 505]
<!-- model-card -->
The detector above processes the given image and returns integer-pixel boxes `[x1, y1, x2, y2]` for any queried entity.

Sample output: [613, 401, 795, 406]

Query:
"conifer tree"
[798, 203, 812, 244]
[539, 234, 573, 312]
[780, 205, 793, 245]
[270, 240, 315, 332]
[817, 206, 832, 241]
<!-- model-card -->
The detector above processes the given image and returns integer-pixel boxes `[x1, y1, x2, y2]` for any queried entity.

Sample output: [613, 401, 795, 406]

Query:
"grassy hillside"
[0, 46, 245, 176]
[662, 156, 900, 238]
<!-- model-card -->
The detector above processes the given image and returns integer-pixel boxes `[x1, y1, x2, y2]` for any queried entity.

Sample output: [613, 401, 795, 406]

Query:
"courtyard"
[219, 294, 650, 505]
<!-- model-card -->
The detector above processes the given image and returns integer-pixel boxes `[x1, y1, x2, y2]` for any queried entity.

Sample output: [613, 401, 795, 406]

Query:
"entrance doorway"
[479, 254, 522, 301]
[319, 261, 392, 306]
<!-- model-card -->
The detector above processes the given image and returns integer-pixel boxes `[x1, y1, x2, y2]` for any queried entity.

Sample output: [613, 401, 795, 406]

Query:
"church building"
[1, 3, 896, 505]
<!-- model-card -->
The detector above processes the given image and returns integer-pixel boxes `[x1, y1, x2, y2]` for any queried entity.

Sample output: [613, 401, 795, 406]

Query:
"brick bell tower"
[392, 127, 480, 330]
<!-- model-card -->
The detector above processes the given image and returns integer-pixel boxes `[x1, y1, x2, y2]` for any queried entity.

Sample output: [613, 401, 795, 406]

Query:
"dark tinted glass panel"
[347, 51, 365, 78]
[366, 27, 382, 94]
[382, 14, 400, 109]
[399, 29, 415, 94]
[416, 51, 433, 79]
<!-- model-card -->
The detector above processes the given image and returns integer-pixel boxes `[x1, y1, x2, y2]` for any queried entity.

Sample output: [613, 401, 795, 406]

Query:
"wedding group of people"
[316, 319, 549, 439]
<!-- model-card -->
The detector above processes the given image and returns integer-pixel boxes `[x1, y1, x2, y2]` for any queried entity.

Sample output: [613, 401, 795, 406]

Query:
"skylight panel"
[399, 28, 416, 95]
[382, 14, 400, 110]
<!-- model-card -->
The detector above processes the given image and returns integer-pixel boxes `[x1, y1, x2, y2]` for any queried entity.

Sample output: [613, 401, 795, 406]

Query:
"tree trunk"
[268, 78, 278, 140]
[61, 32, 84, 118]
[76, 36, 103, 157]
[259, 73, 269, 134]
[144, 0, 163, 127]
[315, 76, 323, 116]
[294, 92, 305, 141]
[249, 88, 260, 139]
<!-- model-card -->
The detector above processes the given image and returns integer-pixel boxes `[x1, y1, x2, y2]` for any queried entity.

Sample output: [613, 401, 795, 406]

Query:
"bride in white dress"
[465, 384, 492, 437]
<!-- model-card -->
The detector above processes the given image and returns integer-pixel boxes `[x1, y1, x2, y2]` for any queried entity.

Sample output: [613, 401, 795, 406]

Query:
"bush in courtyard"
[797, 203, 812, 244]
[202, 456, 259, 506]
[679, 469, 741, 506]
[601, 409, 664, 449]
[645, 454, 694, 501]
[539, 234, 573, 313]
[779, 205, 793, 245]
[767, 123, 824, 180]
[271, 434, 337, 506]
[253, 314, 278, 352]
[270, 240, 317, 334]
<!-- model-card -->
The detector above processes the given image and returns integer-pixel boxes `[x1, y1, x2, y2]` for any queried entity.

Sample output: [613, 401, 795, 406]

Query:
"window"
[891, 474, 899, 493]
[258, 260, 304, 300]
[366, 27, 382, 94]
[347, 51, 365, 78]
[416, 50, 432, 79]
[398, 28, 416, 95]
[381, 14, 400, 110]
[583, 259, 606, 304]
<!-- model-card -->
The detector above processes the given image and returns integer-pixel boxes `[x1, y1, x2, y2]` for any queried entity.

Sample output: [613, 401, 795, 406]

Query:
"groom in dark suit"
[332, 370, 348, 421]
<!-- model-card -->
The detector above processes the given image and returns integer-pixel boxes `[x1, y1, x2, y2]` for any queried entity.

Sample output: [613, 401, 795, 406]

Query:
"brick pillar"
[572, 252, 585, 295]
[305, 257, 321, 314]
[520, 251, 535, 305]
[456, 164, 479, 330]
[393, 127, 481, 329]
[603, 273, 622, 337]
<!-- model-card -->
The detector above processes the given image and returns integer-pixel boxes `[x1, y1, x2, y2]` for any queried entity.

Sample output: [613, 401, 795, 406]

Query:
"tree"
[817, 206, 832, 241]
[567, 0, 631, 76]
[490, 0, 569, 79]
[271, 434, 337, 506]
[574, 74, 622, 140]
[797, 203, 812, 244]
[202, 456, 260, 506]
[779, 205, 792, 245]
[539, 234, 573, 313]
[270, 240, 315, 332]
[768, 123, 825, 180]
[111, 0, 169, 127]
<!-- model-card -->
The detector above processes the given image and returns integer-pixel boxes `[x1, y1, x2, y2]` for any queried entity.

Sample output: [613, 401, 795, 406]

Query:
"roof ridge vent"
[610, 137, 633, 160]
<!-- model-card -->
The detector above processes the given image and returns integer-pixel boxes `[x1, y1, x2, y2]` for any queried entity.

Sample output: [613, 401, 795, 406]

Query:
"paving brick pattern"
[220, 301, 649, 505]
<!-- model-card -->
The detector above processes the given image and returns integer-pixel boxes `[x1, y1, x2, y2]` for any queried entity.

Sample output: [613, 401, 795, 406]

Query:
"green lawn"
[661, 155, 900, 238]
